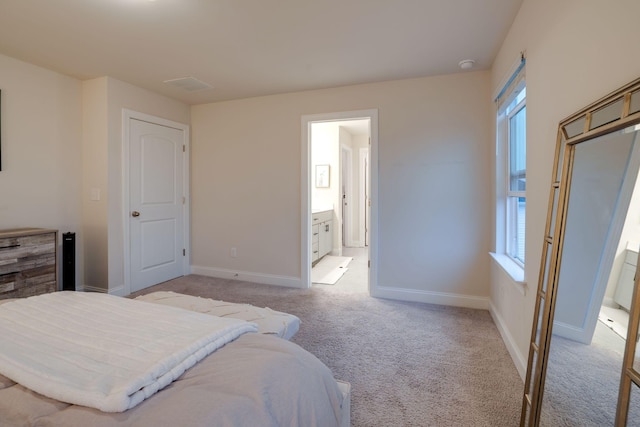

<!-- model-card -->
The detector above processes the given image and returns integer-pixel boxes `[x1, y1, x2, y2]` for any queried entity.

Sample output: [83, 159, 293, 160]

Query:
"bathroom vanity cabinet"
[312, 210, 332, 263]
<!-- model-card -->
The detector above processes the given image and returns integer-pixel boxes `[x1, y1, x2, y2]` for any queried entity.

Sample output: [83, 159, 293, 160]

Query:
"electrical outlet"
[230, 247, 237, 258]
[90, 188, 101, 201]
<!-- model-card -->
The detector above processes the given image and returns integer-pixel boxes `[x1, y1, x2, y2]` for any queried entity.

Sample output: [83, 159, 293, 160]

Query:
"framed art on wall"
[315, 164, 329, 188]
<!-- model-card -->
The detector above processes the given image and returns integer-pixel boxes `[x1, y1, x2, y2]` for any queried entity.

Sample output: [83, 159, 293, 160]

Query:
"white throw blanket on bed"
[0, 292, 258, 412]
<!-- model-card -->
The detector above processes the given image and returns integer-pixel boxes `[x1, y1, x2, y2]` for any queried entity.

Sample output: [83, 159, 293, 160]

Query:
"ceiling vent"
[163, 77, 213, 92]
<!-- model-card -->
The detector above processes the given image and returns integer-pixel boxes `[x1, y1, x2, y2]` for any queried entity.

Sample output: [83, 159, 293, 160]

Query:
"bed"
[134, 291, 301, 340]
[0, 292, 350, 427]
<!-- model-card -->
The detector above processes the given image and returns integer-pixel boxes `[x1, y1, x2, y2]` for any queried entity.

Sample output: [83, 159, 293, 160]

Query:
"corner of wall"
[489, 300, 527, 381]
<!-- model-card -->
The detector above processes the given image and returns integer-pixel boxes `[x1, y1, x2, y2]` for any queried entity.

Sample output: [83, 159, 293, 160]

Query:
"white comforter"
[0, 292, 257, 412]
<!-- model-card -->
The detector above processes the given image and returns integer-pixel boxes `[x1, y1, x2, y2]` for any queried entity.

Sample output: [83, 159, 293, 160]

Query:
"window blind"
[495, 53, 526, 109]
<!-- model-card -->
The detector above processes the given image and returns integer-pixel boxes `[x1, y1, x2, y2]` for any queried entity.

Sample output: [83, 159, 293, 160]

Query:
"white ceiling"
[0, 0, 523, 105]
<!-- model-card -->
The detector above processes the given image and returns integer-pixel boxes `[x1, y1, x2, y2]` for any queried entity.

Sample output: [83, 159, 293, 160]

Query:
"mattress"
[135, 291, 301, 340]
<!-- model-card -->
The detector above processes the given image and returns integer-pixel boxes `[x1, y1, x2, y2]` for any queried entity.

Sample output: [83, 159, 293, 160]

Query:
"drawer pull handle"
[0, 244, 20, 250]
[0, 271, 19, 278]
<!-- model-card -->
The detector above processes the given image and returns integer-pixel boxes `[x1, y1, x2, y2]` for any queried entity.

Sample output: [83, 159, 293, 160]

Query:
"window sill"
[490, 252, 527, 295]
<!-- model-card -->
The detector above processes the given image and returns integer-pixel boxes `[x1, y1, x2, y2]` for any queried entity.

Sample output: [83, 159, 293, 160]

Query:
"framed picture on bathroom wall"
[315, 164, 329, 188]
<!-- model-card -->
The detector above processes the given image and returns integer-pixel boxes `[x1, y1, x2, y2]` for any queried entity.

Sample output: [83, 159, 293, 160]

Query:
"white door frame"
[359, 147, 370, 247]
[341, 144, 354, 248]
[301, 109, 378, 291]
[122, 109, 190, 296]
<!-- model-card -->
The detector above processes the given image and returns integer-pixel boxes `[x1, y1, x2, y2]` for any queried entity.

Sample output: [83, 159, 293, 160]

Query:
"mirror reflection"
[540, 125, 640, 425]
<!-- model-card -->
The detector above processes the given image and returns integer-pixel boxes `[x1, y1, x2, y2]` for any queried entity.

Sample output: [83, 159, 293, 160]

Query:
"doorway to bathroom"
[300, 110, 378, 293]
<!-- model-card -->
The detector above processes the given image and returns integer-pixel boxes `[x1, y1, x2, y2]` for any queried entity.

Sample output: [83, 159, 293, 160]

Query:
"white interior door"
[129, 118, 185, 292]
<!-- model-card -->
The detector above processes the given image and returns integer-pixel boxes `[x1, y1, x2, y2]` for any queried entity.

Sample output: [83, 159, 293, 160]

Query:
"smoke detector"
[458, 59, 475, 70]
[163, 77, 213, 92]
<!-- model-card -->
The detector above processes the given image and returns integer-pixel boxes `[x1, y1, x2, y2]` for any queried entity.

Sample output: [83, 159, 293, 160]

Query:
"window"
[494, 55, 526, 275]
[505, 88, 526, 264]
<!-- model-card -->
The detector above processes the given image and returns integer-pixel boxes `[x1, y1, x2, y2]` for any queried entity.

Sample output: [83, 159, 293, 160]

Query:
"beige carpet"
[130, 275, 522, 426]
[312, 255, 352, 284]
[539, 325, 640, 426]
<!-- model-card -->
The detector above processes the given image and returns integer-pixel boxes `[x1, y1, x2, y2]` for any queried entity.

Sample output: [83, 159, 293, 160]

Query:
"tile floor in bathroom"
[312, 246, 369, 293]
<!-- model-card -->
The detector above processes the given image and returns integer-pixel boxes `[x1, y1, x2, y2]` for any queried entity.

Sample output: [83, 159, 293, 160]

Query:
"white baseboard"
[82, 270, 300, 296]
[78, 284, 126, 296]
[108, 285, 127, 296]
[191, 265, 302, 289]
[551, 321, 590, 344]
[79, 285, 107, 293]
[370, 285, 489, 310]
[489, 300, 527, 381]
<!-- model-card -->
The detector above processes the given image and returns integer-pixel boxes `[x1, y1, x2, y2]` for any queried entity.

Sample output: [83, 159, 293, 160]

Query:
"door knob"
[132, 211, 140, 217]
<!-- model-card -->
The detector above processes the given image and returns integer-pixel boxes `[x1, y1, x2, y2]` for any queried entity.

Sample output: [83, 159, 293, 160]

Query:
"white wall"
[82, 78, 109, 289]
[489, 0, 640, 378]
[605, 171, 640, 304]
[0, 53, 83, 286]
[82, 76, 190, 294]
[311, 122, 339, 214]
[311, 122, 340, 254]
[191, 71, 492, 306]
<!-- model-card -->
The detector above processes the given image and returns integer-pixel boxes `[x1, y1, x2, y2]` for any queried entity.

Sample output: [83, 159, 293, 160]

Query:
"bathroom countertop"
[312, 207, 333, 214]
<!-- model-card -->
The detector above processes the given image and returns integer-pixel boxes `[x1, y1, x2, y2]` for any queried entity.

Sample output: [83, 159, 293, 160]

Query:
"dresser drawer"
[0, 229, 58, 299]
[0, 233, 55, 276]
[0, 252, 55, 276]
[0, 271, 19, 294]
[0, 234, 55, 264]
[312, 225, 320, 244]
[1, 281, 57, 299]
[0, 265, 56, 296]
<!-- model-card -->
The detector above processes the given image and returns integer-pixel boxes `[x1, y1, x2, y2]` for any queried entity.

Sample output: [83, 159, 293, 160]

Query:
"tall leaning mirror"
[521, 77, 640, 426]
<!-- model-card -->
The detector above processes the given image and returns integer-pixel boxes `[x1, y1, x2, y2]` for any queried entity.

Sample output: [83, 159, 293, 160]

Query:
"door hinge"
[183, 196, 186, 204]
[368, 260, 370, 268]
[183, 145, 186, 152]
[183, 249, 186, 256]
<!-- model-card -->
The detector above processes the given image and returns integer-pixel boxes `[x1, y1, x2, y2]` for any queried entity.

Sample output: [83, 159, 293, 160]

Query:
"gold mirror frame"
[521, 77, 640, 426]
